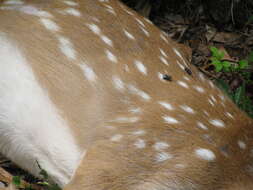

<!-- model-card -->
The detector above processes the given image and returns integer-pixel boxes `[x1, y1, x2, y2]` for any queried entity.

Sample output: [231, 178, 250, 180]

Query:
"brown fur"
[1, 0, 253, 189]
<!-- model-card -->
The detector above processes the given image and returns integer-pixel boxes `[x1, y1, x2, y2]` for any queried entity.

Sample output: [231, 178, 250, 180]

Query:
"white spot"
[134, 60, 147, 75]
[3, 0, 23, 5]
[79, 64, 97, 82]
[110, 134, 123, 142]
[124, 9, 134, 16]
[0, 34, 82, 186]
[153, 142, 170, 151]
[158, 101, 173, 111]
[101, 35, 113, 47]
[105, 4, 113, 10]
[180, 105, 195, 114]
[123, 29, 135, 40]
[183, 76, 190, 81]
[129, 107, 142, 114]
[40, 18, 59, 32]
[140, 27, 150, 37]
[197, 122, 208, 130]
[238, 140, 246, 149]
[128, 84, 151, 101]
[131, 130, 145, 135]
[225, 112, 234, 119]
[209, 119, 225, 128]
[198, 72, 205, 81]
[208, 99, 215, 106]
[195, 148, 216, 161]
[176, 60, 185, 70]
[135, 18, 145, 27]
[193, 85, 205, 93]
[177, 81, 189, 89]
[159, 48, 167, 58]
[63, 8, 81, 16]
[155, 152, 173, 162]
[134, 139, 146, 149]
[209, 81, 215, 88]
[86, 23, 101, 35]
[63, 1, 78, 6]
[219, 94, 226, 101]
[158, 72, 164, 81]
[113, 117, 139, 123]
[106, 8, 116, 15]
[91, 16, 100, 23]
[203, 111, 210, 116]
[17, 5, 53, 18]
[144, 18, 153, 24]
[159, 56, 169, 65]
[173, 48, 183, 60]
[112, 76, 125, 91]
[57, 36, 76, 60]
[160, 33, 168, 43]
[210, 95, 217, 103]
[105, 50, 117, 63]
[163, 116, 179, 124]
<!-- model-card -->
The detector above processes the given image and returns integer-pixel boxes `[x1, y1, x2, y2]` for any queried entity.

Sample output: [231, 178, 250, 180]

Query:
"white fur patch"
[63, 8, 81, 17]
[128, 84, 151, 101]
[57, 35, 76, 60]
[40, 18, 60, 32]
[79, 64, 97, 82]
[63, 1, 78, 6]
[134, 60, 147, 75]
[209, 119, 225, 128]
[195, 148, 216, 161]
[0, 34, 82, 186]
[163, 116, 179, 124]
[134, 139, 146, 149]
[0, 5, 53, 18]
[3, 0, 23, 5]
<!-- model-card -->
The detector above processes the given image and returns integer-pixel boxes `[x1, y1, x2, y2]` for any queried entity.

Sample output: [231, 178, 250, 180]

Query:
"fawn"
[0, 0, 253, 189]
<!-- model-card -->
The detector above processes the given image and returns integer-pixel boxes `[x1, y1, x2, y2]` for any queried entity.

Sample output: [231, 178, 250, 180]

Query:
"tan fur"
[1, 0, 253, 189]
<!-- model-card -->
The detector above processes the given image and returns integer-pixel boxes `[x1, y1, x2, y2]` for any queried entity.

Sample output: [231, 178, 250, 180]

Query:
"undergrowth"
[210, 47, 253, 118]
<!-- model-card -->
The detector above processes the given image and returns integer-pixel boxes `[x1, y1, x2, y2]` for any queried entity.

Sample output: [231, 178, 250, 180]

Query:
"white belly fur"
[0, 33, 83, 186]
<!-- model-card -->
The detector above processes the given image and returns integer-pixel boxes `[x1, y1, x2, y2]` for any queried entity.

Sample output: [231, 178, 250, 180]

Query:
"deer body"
[0, 0, 253, 189]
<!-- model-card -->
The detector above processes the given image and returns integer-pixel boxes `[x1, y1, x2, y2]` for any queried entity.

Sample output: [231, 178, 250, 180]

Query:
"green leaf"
[210, 46, 219, 57]
[37, 181, 50, 186]
[218, 51, 225, 60]
[222, 61, 231, 68]
[238, 60, 248, 69]
[210, 57, 219, 62]
[234, 86, 244, 105]
[215, 63, 223, 72]
[12, 176, 21, 187]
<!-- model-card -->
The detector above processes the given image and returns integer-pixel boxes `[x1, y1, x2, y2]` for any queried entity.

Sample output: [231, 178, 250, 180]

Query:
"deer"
[0, 0, 253, 189]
